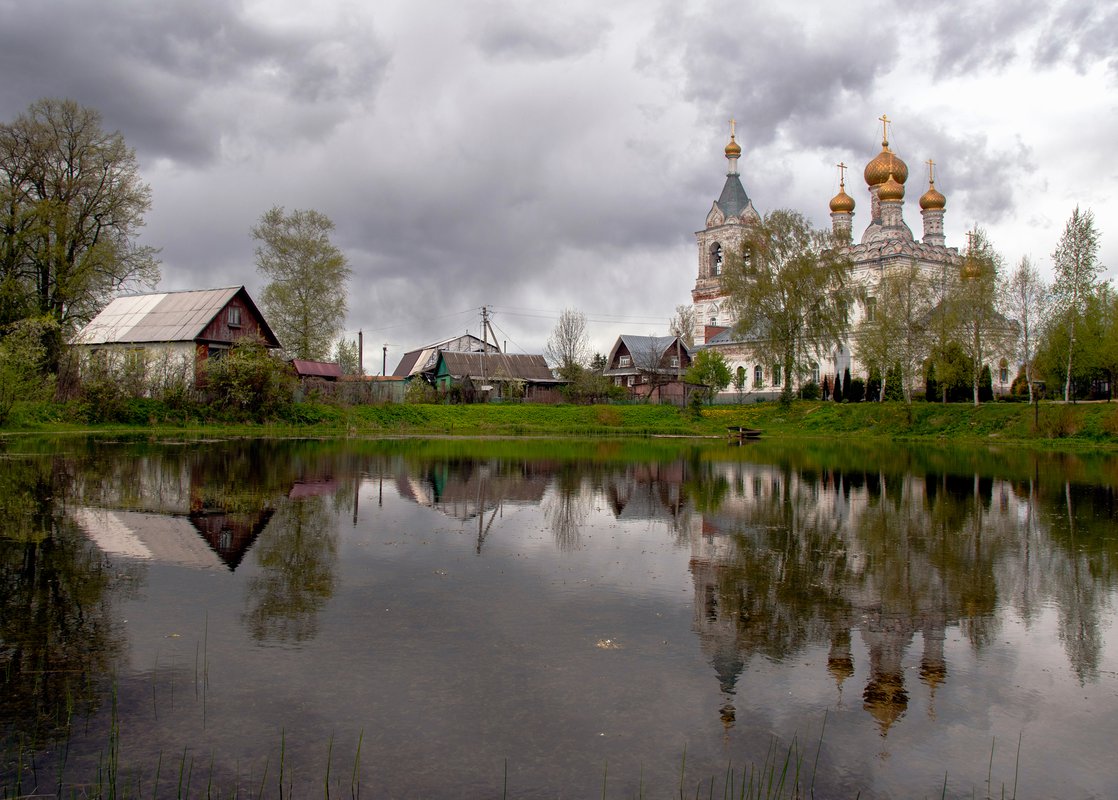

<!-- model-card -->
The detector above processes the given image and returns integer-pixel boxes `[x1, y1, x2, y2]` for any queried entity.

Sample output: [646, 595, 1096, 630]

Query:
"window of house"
[753, 365, 763, 388]
[627, 375, 635, 387]
[772, 364, 782, 387]
[228, 307, 242, 327]
[619, 355, 631, 367]
[670, 355, 680, 368]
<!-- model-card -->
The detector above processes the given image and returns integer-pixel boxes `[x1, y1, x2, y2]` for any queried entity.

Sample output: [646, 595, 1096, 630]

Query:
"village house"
[603, 334, 696, 404]
[391, 333, 500, 379]
[433, 351, 564, 403]
[73, 286, 280, 389]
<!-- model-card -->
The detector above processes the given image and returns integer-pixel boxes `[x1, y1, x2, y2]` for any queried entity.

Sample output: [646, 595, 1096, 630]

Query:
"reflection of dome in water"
[720, 702, 736, 729]
[920, 657, 947, 716]
[828, 654, 855, 684]
[863, 673, 909, 736]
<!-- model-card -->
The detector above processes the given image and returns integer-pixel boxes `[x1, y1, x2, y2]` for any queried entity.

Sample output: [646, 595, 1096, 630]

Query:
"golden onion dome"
[829, 186, 855, 213]
[878, 172, 905, 201]
[864, 141, 909, 187]
[725, 136, 742, 158]
[961, 255, 983, 280]
[920, 181, 946, 210]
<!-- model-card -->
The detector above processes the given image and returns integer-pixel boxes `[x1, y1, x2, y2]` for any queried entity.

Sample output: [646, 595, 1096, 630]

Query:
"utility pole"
[358, 330, 364, 376]
[480, 306, 489, 389]
[382, 344, 388, 377]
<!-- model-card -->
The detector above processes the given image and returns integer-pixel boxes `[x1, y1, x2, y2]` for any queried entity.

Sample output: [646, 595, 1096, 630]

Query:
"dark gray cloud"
[0, 0, 389, 165]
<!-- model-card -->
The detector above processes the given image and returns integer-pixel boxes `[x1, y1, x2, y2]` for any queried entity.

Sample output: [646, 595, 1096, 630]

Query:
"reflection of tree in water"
[543, 465, 590, 552]
[1043, 481, 1116, 683]
[244, 496, 338, 644]
[0, 456, 129, 745]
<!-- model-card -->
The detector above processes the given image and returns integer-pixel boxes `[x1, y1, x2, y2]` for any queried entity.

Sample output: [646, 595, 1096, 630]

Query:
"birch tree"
[1051, 207, 1103, 401]
[1003, 256, 1049, 402]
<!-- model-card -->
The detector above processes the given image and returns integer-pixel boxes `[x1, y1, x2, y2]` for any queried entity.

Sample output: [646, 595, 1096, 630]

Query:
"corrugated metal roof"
[75, 287, 242, 344]
[439, 352, 558, 382]
[392, 335, 499, 376]
[291, 359, 344, 378]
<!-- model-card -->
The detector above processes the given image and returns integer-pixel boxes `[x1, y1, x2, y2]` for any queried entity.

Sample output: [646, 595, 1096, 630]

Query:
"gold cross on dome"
[837, 161, 848, 187]
[729, 118, 737, 139]
[926, 158, 936, 183]
[879, 114, 891, 145]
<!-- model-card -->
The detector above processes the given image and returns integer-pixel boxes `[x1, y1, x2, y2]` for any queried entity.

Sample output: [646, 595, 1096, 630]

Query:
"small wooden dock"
[727, 426, 763, 440]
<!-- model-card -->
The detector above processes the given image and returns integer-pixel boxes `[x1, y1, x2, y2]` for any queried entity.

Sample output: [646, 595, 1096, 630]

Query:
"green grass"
[3, 397, 1117, 449]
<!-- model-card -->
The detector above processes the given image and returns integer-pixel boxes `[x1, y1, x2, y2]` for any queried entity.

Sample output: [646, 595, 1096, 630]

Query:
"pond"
[1, 435, 1116, 798]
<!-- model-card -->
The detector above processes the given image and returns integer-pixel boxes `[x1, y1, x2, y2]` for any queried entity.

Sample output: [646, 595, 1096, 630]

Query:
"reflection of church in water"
[682, 462, 1012, 737]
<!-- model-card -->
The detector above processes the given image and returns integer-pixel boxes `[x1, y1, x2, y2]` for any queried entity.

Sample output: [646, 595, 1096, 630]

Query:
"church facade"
[688, 120, 1013, 400]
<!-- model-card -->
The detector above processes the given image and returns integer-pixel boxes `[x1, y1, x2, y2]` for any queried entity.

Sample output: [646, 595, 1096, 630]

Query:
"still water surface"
[1, 436, 1116, 798]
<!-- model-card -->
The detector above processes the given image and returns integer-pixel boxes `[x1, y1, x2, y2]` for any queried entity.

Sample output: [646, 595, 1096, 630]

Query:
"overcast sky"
[2, 0, 1115, 371]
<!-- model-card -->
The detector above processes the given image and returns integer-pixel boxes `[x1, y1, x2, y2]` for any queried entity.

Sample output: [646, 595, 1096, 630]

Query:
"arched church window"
[811, 362, 820, 384]
[736, 366, 746, 388]
[772, 364, 782, 387]
[710, 243, 724, 276]
[865, 297, 877, 322]
[753, 365, 763, 388]
[999, 359, 1009, 384]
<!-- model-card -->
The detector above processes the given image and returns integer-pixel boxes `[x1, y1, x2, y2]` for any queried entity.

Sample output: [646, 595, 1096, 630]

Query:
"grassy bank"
[3, 398, 1117, 447]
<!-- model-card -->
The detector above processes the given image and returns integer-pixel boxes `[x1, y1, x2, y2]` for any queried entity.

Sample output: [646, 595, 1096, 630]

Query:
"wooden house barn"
[73, 286, 280, 388]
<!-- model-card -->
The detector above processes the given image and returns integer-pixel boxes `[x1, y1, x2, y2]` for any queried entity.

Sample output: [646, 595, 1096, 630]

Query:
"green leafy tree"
[0, 316, 56, 424]
[333, 337, 360, 375]
[686, 349, 732, 403]
[720, 209, 854, 402]
[855, 260, 934, 403]
[253, 207, 351, 361]
[956, 228, 1007, 405]
[0, 98, 159, 369]
[204, 336, 294, 419]
[1051, 207, 1103, 401]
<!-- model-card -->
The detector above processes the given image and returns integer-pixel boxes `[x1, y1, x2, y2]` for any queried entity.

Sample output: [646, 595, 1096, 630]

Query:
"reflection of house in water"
[68, 455, 281, 570]
[687, 461, 1009, 736]
[394, 460, 550, 522]
[604, 462, 689, 525]
[71, 506, 272, 570]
